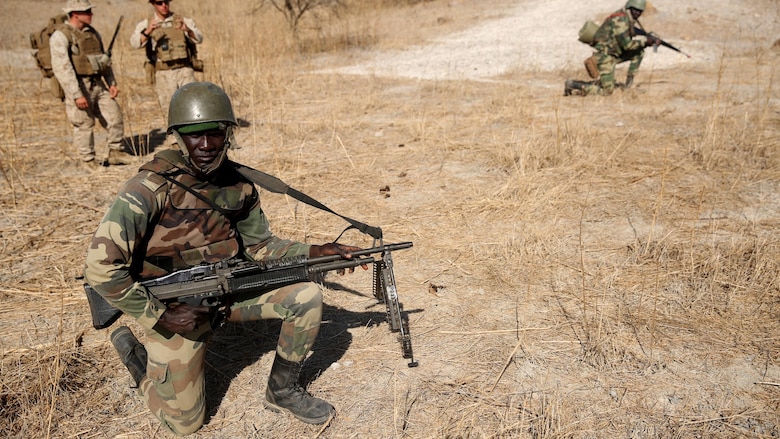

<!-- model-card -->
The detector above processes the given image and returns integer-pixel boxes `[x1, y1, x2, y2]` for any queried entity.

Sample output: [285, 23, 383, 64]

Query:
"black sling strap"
[232, 163, 383, 241]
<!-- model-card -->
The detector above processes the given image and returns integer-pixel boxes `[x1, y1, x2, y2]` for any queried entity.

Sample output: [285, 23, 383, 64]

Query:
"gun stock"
[84, 283, 122, 329]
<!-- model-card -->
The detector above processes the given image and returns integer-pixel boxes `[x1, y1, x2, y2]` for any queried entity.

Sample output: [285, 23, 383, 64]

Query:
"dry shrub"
[1, 343, 113, 437]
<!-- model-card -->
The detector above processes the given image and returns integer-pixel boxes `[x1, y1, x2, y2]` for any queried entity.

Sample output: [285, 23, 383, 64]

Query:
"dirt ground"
[1, 0, 779, 438]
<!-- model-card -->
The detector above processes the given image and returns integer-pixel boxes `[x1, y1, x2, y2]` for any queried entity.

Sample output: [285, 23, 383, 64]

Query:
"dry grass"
[1, 0, 779, 438]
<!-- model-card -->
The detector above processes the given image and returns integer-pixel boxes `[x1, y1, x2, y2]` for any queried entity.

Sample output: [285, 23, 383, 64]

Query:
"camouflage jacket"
[84, 150, 310, 330]
[592, 8, 645, 57]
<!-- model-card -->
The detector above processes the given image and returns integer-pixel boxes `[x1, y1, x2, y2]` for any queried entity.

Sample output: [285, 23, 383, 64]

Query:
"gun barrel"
[106, 15, 124, 56]
[307, 241, 413, 266]
[308, 256, 378, 274]
[634, 27, 691, 58]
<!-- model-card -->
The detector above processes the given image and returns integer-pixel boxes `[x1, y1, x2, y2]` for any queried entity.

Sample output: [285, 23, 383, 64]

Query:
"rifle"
[634, 27, 691, 58]
[84, 241, 419, 367]
[106, 15, 124, 58]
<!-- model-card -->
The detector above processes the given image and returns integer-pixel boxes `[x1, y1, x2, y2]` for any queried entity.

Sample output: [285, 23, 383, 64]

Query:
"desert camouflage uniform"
[84, 149, 322, 435]
[50, 22, 124, 162]
[130, 14, 202, 119]
[582, 8, 646, 96]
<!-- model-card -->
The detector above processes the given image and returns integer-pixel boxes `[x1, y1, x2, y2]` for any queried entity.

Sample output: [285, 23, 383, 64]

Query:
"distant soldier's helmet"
[167, 82, 237, 134]
[625, 0, 646, 11]
[63, 0, 95, 14]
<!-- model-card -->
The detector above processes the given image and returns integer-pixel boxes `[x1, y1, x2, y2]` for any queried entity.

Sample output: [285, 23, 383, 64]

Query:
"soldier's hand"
[158, 302, 212, 334]
[645, 35, 659, 47]
[75, 96, 89, 110]
[146, 21, 158, 35]
[309, 243, 369, 274]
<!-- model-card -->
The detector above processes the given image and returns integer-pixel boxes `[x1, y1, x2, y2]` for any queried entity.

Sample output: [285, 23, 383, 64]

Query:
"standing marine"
[130, 0, 203, 146]
[564, 0, 659, 96]
[50, 0, 133, 168]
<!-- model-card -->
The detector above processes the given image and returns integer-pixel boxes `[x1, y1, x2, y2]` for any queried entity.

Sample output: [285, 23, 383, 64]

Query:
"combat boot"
[265, 355, 335, 424]
[110, 326, 148, 388]
[81, 159, 102, 171]
[107, 150, 135, 166]
[564, 79, 591, 96]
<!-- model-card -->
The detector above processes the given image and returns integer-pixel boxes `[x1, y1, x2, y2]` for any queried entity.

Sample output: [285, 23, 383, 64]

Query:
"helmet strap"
[199, 146, 229, 176]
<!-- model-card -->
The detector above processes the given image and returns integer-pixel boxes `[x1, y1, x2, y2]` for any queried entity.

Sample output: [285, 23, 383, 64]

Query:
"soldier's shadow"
[202, 299, 388, 423]
[123, 129, 167, 156]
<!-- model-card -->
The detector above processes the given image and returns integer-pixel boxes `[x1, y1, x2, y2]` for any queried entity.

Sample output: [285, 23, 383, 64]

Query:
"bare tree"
[260, 0, 345, 34]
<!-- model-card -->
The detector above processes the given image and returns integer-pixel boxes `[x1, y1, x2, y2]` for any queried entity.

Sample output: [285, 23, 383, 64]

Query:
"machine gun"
[85, 241, 419, 367]
[634, 27, 691, 58]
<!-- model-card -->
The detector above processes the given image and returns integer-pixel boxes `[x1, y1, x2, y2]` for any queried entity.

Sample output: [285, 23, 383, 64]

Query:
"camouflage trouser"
[582, 48, 644, 96]
[154, 67, 197, 146]
[64, 77, 124, 162]
[138, 281, 323, 436]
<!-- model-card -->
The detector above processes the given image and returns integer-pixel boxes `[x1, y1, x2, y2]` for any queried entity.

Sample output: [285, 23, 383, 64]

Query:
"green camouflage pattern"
[84, 149, 323, 435]
[583, 8, 645, 96]
[137, 281, 322, 435]
[84, 149, 311, 329]
[228, 282, 323, 362]
[140, 323, 211, 436]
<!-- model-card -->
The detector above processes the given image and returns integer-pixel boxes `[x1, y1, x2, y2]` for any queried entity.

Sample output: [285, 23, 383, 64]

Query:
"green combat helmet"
[167, 81, 237, 133]
[167, 82, 238, 174]
[625, 0, 646, 11]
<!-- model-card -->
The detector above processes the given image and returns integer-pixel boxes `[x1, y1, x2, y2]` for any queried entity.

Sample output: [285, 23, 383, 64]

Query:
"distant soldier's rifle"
[85, 241, 419, 367]
[106, 15, 124, 58]
[634, 26, 691, 58]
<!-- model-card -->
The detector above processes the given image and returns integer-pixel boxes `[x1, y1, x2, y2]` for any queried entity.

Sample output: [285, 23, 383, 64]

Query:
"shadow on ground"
[201, 302, 389, 423]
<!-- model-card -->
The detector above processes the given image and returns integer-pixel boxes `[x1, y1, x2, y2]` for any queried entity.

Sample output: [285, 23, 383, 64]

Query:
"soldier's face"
[629, 8, 643, 20]
[180, 129, 228, 171]
[73, 10, 93, 27]
[152, 0, 171, 16]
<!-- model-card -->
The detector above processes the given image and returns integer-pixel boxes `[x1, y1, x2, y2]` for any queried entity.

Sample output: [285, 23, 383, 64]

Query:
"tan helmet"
[625, 0, 646, 11]
[167, 82, 237, 134]
[63, 0, 95, 14]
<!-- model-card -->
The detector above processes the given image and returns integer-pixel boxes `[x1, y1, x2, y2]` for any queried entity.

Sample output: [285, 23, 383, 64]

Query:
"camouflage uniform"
[130, 14, 202, 121]
[582, 7, 646, 96]
[50, 22, 124, 163]
[84, 149, 323, 435]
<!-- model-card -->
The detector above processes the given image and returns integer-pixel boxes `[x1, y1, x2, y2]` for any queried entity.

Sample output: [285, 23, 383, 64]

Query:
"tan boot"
[107, 150, 135, 166]
[81, 159, 102, 171]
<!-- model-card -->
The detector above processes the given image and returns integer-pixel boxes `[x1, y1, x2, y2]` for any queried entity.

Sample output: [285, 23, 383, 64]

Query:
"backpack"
[578, 20, 600, 46]
[29, 14, 68, 100]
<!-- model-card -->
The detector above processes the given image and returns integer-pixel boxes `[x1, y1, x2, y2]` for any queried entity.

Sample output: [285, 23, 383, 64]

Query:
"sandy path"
[320, 0, 765, 82]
